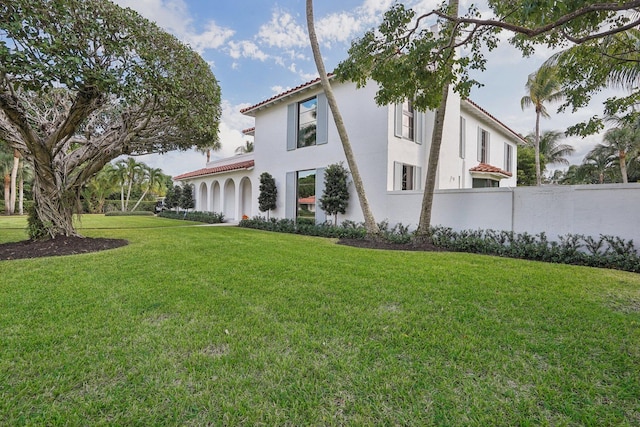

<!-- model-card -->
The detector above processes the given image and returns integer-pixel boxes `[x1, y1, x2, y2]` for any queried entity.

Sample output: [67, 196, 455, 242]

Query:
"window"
[393, 162, 421, 191]
[402, 100, 414, 140]
[459, 117, 466, 159]
[504, 143, 513, 173]
[287, 94, 328, 151]
[296, 170, 316, 219]
[478, 128, 489, 163]
[402, 164, 414, 190]
[297, 97, 317, 148]
[472, 178, 499, 188]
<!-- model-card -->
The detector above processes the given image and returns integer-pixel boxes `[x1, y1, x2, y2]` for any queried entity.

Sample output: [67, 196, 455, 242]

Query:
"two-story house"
[174, 77, 523, 226]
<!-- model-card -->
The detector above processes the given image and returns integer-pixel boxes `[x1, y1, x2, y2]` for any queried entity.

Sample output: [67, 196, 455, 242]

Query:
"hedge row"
[105, 211, 153, 217]
[239, 217, 639, 273]
[429, 226, 640, 273]
[239, 217, 368, 239]
[157, 210, 225, 224]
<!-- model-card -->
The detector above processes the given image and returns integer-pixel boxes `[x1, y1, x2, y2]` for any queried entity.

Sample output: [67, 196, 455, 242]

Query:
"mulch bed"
[0, 235, 439, 261]
[0, 236, 129, 261]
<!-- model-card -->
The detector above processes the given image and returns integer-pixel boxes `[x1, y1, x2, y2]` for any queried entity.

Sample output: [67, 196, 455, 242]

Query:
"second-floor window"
[287, 94, 328, 151]
[478, 128, 490, 163]
[402, 100, 414, 140]
[504, 143, 513, 173]
[298, 97, 317, 148]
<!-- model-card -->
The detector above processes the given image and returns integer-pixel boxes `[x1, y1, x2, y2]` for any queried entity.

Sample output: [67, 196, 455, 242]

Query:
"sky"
[111, 0, 617, 177]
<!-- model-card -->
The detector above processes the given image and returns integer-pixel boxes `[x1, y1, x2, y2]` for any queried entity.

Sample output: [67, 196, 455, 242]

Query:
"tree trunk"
[131, 188, 149, 212]
[416, 0, 459, 238]
[3, 174, 9, 215]
[9, 149, 19, 215]
[32, 168, 80, 238]
[18, 158, 24, 215]
[306, 0, 379, 236]
[535, 110, 542, 186]
[619, 151, 628, 183]
[416, 83, 451, 237]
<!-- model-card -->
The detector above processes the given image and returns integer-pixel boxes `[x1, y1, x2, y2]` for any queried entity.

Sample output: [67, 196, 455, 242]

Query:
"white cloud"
[258, 11, 308, 49]
[112, 0, 234, 53]
[113, 0, 191, 34]
[187, 21, 235, 53]
[316, 12, 362, 46]
[228, 40, 269, 61]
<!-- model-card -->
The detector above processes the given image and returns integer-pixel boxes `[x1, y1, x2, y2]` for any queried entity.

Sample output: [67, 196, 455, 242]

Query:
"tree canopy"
[337, 1, 639, 129]
[0, 0, 221, 238]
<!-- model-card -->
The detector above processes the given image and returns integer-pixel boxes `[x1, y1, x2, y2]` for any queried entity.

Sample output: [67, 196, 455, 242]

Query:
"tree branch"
[430, 1, 640, 43]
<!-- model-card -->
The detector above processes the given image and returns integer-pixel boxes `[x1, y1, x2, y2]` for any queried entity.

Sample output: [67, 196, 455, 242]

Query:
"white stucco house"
[174, 77, 524, 226]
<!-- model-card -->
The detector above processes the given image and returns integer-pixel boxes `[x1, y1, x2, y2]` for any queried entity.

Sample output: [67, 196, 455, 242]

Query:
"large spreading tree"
[0, 0, 221, 239]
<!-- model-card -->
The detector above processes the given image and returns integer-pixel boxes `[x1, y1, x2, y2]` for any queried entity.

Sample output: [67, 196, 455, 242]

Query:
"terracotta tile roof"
[242, 127, 255, 135]
[241, 74, 334, 116]
[298, 195, 316, 204]
[174, 160, 255, 180]
[464, 99, 527, 144]
[469, 163, 513, 177]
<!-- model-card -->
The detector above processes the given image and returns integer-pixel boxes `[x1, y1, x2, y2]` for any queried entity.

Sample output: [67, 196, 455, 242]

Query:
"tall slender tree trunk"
[416, 0, 459, 238]
[9, 150, 19, 215]
[534, 110, 542, 186]
[306, 0, 379, 235]
[3, 174, 9, 215]
[619, 152, 628, 183]
[18, 164, 24, 215]
[417, 83, 451, 236]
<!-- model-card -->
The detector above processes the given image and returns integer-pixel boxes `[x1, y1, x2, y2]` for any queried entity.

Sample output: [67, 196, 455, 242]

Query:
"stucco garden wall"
[386, 183, 640, 244]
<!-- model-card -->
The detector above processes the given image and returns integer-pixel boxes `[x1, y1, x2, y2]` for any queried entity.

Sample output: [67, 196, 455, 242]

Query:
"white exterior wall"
[253, 80, 389, 223]
[179, 156, 255, 221]
[460, 102, 518, 189]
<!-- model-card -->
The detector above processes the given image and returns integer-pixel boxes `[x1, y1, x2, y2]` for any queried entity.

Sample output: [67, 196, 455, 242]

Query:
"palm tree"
[114, 157, 144, 211]
[235, 141, 254, 155]
[197, 140, 222, 164]
[83, 163, 119, 213]
[521, 65, 565, 185]
[131, 166, 165, 211]
[584, 144, 616, 184]
[17, 157, 33, 215]
[525, 129, 575, 173]
[9, 149, 20, 215]
[600, 125, 639, 183]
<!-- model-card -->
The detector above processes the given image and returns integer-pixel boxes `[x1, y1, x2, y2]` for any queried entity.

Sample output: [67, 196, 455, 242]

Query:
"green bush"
[240, 218, 640, 273]
[105, 211, 154, 217]
[158, 210, 225, 224]
[102, 200, 156, 213]
[429, 226, 640, 273]
[239, 216, 367, 239]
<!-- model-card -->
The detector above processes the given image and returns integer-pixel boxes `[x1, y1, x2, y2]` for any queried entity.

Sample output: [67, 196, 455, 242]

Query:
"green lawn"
[1, 216, 639, 425]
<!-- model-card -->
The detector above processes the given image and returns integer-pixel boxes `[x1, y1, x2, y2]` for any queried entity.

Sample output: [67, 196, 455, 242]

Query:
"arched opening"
[239, 177, 252, 219]
[198, 182, 208, 211]
[223, 179, 236, 221]
[212, 181, 221, 213]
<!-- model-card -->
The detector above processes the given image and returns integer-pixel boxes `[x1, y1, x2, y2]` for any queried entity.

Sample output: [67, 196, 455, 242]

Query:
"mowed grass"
[1, 216, 639, 425]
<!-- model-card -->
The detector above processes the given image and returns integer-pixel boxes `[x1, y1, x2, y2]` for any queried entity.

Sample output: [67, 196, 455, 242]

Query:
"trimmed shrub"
[429, 226, 640, 273]
[105, 211, 154, 217]
[239, 216, 367, 239]
[158, 210, 225, 224]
